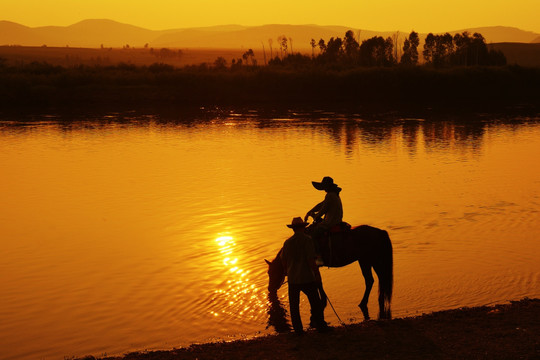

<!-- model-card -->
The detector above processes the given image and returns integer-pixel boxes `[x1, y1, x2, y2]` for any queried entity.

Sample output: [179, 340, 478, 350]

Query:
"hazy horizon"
[2, 18, 540, 36]
[1, 0, 540, 34]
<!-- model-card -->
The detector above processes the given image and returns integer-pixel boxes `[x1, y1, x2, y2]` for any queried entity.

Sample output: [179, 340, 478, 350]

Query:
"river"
[1, 110, 539, 359]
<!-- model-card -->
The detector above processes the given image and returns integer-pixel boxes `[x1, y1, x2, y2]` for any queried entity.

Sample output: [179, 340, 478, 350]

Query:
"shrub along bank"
[1, 61, 539, 111]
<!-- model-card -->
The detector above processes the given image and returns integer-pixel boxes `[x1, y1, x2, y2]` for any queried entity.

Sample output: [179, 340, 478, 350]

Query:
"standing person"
[281, 217, 330, 334]
[304, 176, 343, 265]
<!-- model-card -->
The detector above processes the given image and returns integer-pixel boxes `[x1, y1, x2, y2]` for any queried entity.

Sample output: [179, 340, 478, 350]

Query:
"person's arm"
[305, 200, 326, 222]
[306, 235, 321, 281]
[313, 198, 329, 221]
[310, 258, 322, 283]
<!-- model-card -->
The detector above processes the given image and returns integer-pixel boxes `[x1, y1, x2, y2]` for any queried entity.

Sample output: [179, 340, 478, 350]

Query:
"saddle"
[319, 222, 351, 266]
[329, 221, 352, 235]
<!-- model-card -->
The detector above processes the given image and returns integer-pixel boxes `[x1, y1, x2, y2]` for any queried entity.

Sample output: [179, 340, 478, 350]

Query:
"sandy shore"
[89, 298, 539, 360]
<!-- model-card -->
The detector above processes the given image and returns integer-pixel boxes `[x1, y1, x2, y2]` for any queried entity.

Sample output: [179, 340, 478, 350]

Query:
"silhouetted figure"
[281, 217, 330, 334]
[267, 223, 393, 321]
[305, 176, 343, 265]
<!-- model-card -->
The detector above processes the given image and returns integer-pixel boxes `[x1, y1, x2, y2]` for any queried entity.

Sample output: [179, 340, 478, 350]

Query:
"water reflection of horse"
[266, 292, 292, 332]
[266, 224, 393, 320]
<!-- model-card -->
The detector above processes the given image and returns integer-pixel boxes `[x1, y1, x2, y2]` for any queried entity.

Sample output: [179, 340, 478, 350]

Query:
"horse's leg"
[358, 261, 374, 320]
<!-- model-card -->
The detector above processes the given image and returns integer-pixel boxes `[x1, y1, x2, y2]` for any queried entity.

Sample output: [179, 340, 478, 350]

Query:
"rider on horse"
[304, 176, 343, 265]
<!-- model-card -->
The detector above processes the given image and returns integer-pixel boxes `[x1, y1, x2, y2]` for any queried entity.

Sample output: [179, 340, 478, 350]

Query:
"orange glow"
[1, 0, 539, 33]
[1, 117, 539, 360]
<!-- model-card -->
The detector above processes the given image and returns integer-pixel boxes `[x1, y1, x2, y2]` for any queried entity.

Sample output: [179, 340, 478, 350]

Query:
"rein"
[325, 292, 346, 326]
[277, 259, 345, 327]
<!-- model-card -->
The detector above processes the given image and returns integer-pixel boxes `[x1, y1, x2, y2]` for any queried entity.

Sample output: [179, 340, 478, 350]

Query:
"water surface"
[1, 111, 539, 359]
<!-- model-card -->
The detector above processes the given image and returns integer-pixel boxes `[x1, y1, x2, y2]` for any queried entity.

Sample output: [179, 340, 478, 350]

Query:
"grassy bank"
[1, 63, 539, 112]
[85, 298, 540, 360]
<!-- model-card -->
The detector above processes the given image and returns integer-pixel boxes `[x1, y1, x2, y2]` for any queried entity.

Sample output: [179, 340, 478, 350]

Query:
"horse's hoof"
[358, 303, 370, 320]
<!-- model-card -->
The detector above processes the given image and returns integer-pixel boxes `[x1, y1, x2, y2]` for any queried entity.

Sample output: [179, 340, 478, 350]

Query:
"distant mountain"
[0, 19, 164, 47]
[532, 36, 540, 43]
[184, 25, 249, 32]
[0, 20, 46, 45]
[34, 19, 159, 47]
[150, 24, 405, 50]
[488, 43, 540, 67]
[447, 26, 539, 43]
[1, 19, 539, 49]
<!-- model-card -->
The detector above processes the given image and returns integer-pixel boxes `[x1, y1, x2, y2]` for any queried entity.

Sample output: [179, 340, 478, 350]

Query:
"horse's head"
[265, 257, 285, 294]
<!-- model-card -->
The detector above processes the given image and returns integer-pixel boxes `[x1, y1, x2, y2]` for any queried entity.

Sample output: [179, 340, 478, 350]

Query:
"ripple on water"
[1, 115, 540, 360]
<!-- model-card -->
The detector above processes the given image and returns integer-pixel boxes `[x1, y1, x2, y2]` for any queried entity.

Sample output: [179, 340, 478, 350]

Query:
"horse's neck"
[274, 248, 283, 264]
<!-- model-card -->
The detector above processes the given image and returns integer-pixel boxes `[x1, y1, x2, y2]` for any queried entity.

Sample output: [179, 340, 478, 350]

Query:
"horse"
[265, 224, 393, 320]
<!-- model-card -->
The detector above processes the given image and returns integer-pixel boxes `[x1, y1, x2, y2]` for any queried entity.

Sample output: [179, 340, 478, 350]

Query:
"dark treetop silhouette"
[266, 222, 393, 320]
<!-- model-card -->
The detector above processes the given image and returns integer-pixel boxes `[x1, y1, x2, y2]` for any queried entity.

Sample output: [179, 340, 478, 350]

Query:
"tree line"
[1, 57, 538, 111]
[214, 30, 506, 70]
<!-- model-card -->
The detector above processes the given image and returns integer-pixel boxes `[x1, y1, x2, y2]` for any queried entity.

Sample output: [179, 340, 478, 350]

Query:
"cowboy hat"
[287, 217, 309, 228]
[312, 176, 338, 191]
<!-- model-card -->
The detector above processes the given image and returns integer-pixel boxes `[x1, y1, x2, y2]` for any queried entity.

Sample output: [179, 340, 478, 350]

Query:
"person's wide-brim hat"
[287, 217, 309, 228]
[312, 176, 338, 191]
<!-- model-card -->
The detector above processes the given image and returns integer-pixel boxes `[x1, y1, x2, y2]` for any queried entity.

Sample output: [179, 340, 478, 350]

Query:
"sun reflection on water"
[210, 235, 267, 321]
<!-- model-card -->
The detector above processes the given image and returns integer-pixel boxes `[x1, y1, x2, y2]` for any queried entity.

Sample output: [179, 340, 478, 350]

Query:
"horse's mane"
[272, 248, 283, 264]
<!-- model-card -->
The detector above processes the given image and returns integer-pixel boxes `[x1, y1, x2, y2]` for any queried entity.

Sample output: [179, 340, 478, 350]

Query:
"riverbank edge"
[1, 66, 539, 113]
[85, 298, 539, 360]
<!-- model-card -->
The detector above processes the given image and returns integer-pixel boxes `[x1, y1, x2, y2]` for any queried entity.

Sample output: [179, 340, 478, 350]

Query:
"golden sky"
[2, 0, 540, 33]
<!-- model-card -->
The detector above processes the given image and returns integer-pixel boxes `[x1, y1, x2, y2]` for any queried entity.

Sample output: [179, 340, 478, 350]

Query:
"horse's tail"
[378, 229, 393, 319]
[317, 281, 327, 310]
